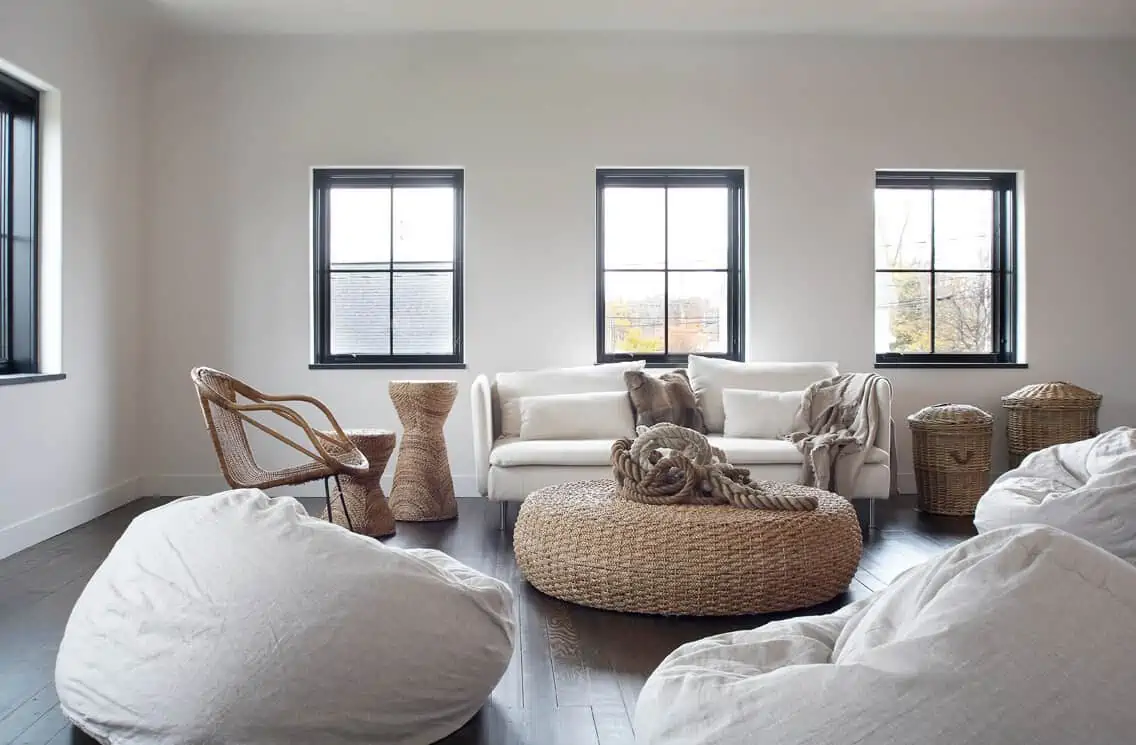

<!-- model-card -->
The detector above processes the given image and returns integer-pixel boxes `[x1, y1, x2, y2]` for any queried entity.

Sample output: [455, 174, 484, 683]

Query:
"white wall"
[142, 33, 1136, 496]
[0, 0, 152, 557]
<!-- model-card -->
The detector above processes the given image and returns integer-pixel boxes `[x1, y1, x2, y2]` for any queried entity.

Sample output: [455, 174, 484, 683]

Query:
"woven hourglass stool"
[1003, 382, 1102, 468]
[319, 429, 397, 537]
[389, 381, 459, 521]
[909, 404, 993, 516]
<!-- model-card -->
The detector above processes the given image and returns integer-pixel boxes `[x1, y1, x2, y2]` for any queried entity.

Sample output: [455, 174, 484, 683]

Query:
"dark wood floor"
[0, 496, 976, 745]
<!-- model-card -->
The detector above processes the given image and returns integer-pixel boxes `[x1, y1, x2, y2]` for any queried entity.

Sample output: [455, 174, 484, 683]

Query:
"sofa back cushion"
[624, 369, 707, 433]
[496, 361, 644, 438]
[722, 388, 804, 439]
[518, 391, 635, 441]
[688, 356, 838, 433]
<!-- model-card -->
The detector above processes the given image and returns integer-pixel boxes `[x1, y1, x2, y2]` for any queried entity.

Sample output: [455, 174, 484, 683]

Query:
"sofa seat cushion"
[490, 437, 887, 468]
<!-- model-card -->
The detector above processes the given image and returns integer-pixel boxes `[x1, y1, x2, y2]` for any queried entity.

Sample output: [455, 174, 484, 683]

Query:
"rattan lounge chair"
[191, 366, 370, 530]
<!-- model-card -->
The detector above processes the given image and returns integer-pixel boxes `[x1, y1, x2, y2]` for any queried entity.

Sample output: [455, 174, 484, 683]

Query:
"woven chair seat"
[513, 479, 862, 616]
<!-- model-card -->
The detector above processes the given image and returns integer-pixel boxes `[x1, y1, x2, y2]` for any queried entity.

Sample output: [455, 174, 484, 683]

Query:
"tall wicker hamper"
[1002, 382, 1101, 467]
[908, 404, 993, 516]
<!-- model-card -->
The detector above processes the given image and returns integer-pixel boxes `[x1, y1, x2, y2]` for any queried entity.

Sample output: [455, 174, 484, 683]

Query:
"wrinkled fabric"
[56, 489, 515, 745]
[635, 525, 1136, 745]
[788, 373, 884, 495]
[976, 426, 1136, 561]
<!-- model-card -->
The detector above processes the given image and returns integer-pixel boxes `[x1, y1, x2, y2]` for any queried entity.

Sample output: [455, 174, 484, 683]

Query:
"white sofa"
[472, 358, 892, 526]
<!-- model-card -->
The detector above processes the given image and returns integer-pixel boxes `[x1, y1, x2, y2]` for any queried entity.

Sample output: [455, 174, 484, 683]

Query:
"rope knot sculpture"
[611, 423, 818, 511]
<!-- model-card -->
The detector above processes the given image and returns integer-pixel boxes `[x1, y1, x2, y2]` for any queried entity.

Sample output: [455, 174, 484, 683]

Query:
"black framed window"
[0, 72, 39, 375]
[312, 168, 464, 368]
[596, 169, 745, 365]
[874, 171, 1019, 368]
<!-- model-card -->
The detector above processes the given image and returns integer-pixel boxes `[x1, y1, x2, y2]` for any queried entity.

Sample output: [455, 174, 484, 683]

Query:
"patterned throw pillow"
[624, 369, 707, 434]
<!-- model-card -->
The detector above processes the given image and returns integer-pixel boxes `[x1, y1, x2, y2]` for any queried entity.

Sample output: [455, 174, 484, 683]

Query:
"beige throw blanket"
[787, 373, 884, 497]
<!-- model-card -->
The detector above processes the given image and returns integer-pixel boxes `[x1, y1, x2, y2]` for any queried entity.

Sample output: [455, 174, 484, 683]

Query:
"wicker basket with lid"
[908, 404, 993, 516]
[1002, 382, 1101, 467]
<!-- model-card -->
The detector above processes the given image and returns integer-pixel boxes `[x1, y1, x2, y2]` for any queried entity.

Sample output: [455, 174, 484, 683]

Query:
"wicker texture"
[320, 429, 397, 537]
[190, 367, 369, 490]
[1003, 382, 1102, 467]
[389, 381, 459, 521]
[514, 479, 862, 616]
[909, 404, 993, 516]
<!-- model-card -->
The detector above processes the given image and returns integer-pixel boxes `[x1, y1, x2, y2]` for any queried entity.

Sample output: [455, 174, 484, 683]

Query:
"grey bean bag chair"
[56, 489, 515, 745]
[636, 524, 1136, 745]
[974, 427, 1136, 561]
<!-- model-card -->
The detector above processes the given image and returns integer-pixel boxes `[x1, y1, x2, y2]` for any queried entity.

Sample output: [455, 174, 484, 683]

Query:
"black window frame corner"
[873, 170, 1020, 370]
[0, 70, 41, 378]
[311, 167, 465, 369]
[595, 167, 746, 368]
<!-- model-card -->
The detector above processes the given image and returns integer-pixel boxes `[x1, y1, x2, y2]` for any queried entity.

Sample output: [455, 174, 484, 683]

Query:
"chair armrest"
[471, 375, 495, 497]
[255, 392, 352, 444]
[232, 400, 367, 475]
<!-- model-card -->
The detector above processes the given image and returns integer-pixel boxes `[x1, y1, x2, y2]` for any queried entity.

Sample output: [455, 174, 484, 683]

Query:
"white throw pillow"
[688, 356, 837, 434]
[496, 361, 645, 438]
[519, 391, 635, 441]
[722, 388, 804, 438]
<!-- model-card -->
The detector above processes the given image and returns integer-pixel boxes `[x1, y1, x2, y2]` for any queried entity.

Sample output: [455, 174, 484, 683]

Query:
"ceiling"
[147, 0, 1136, 37]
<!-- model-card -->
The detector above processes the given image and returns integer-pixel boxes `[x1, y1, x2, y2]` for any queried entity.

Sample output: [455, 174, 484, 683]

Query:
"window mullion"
[993, 186, 1008, 360]
[928, 181, 936, 355]
[663, 186, 669, 357]
[388, 187, 395, 357]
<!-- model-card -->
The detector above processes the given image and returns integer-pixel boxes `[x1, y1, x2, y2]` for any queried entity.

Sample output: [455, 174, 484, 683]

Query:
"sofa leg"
[499, 502, 507, 531]
[868, 499, 877, 530]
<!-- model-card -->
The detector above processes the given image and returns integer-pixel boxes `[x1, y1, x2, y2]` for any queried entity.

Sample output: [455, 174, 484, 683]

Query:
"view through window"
[0, 72, 38, 375]
[312, 169, 463, 367]
[596, 169, 744, 364]
[874, 171, 1018, 366]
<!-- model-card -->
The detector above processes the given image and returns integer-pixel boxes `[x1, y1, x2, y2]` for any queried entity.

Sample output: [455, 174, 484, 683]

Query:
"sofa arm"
[873, 375, 893, 454]
[471, 375, 494, 497]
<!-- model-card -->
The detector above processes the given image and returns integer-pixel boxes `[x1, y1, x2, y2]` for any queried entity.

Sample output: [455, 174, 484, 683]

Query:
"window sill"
[309, 362, 467, 371]
[0, 372, 67, 387]
[875, 362, 1028, 370]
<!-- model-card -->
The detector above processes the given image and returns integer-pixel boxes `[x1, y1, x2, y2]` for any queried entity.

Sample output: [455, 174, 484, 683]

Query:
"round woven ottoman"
[514, 480, 862, 616]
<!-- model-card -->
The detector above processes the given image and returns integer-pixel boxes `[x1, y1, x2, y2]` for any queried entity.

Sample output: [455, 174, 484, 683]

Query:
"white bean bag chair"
[975, 426, 1136, 561]
[635, 524, 1136, 745]
[55, 489, 515, 745]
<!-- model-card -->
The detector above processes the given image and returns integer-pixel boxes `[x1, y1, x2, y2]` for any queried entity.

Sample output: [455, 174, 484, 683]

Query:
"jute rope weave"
[1002, 382, 1102, 467]
[514, 480, 862, 616]
[389, 381, 459, 522]
[319, 429, 397, 537]
[909, 404, 993, 517]
[611, 423, 818, 511]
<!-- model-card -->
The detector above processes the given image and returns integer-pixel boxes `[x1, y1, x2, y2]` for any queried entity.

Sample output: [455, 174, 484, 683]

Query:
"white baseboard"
[0, 477, 142, 561]
[140, 473, 480, 500]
